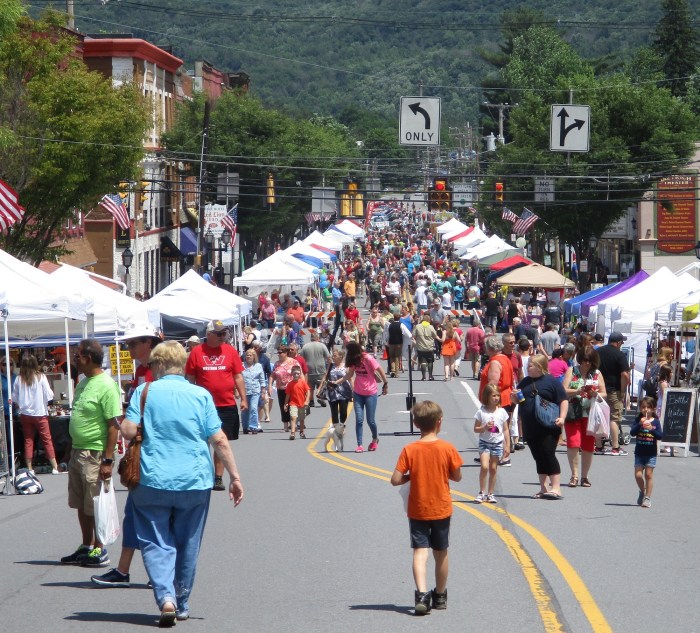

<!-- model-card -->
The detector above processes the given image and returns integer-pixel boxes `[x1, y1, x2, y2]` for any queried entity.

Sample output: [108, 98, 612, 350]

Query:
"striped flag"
[221, 203, 238, 241]
[99, 193, 130, 230]
[513, 208, 540, 235]
[0, 178, 25, 232]
[467, 206, 478, 214]
[502, 207, 519, 224]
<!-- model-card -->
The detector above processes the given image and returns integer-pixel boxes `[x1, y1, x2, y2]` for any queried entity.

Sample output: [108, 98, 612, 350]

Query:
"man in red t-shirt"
[287, 298, 306, 325]
[344, 301, 360, 326]
[186, 320, 247, 491]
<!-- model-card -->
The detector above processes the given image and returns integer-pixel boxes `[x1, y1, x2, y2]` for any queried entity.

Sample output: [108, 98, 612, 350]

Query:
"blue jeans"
[130, 485, 211, 612]
[353, 392, 378, 446]
[241, 392, 260, 431]
[121, 493, 139, 549]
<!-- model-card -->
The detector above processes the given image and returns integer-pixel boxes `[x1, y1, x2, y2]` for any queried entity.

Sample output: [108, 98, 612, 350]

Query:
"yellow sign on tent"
[682, 304, 699, 322]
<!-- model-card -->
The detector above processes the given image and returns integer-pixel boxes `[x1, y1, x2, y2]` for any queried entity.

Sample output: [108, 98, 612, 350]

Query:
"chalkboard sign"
[659, 388, 696, 451]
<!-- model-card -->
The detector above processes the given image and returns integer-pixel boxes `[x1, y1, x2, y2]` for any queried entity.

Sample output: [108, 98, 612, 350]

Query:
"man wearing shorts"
[186, 320, 248, 490]
[60, 339, 122, 568]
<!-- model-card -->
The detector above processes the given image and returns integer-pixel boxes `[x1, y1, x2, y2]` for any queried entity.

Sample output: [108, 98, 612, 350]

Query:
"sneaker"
[637, 490, 645, 506]
[486, 494, 498, 504]
[176, 608, 190, 621]
[80, 547, 110, 568]
[368, 439, 379, 451]
[60, 544, 91, 565]
[498, 458, 511, 467]
[610, 448, 628, 456]
[414, 590, 432, 615]
[474, 492, 485, 504]
[594, 446, 605, 455]
[432, 588, 447, 610]
[355, 446, 364, 453]
[213, 476, 225, 491]
[473, 457, 481, 463]
[91, 568, 130, 587]
[641, 496, 651, 508]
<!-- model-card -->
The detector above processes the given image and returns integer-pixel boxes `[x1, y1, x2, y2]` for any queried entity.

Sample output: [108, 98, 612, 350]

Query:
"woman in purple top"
[341, 342, 389, 453]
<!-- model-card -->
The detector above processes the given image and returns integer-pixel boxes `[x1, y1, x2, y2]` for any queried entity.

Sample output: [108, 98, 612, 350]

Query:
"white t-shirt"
[475, 406, 509, 444]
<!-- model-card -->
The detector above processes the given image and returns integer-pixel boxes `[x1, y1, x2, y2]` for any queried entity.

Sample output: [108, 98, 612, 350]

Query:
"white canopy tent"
[334, 219, 365, 238]
[436, 217, 468, 235]
[50, 264, 159, 334]
[303, 230, 343, 252]
[460, 235, 513, 261]
[453, 228, 489, 253]
[283, 240, 333, 265]
[232, 250, 316, 295]
[324, 226, 354, 244]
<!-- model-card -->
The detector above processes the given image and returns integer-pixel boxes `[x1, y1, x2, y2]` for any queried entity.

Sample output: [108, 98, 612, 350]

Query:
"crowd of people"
[1, 213, 671, 621]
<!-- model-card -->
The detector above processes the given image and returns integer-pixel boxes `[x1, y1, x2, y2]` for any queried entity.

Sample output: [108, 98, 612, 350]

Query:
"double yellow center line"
[307, 422, 611, 633]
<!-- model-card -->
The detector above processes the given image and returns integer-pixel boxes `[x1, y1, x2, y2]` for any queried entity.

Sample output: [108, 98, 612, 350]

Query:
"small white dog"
[326, 423, 346, 452]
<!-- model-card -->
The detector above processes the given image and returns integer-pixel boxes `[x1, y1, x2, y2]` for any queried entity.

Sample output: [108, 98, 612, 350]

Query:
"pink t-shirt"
[549, 358, 569, 379]
[352, 353, 381, 396]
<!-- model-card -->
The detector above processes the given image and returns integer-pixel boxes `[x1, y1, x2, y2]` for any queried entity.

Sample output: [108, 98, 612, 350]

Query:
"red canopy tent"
[489, 254, 533, 271]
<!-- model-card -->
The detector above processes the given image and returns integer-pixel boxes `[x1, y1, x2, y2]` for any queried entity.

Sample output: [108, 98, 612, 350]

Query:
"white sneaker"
[486, 494, 498, 504]
[474, 492, 485, 504]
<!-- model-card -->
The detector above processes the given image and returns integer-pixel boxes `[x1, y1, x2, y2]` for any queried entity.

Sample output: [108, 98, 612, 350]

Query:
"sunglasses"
[213, 331, 227, 337]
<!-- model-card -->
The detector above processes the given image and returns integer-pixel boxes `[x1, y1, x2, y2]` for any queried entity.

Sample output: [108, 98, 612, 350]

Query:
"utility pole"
[66, 1, 74, 29]
[197, 99, 211, 272]
[482, 102, 517, 144]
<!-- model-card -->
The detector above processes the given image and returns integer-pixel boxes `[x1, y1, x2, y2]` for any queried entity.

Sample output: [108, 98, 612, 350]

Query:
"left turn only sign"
[399, 96, 441, 146]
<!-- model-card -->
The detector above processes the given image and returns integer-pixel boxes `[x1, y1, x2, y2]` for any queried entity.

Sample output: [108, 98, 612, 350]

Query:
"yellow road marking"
[307, 419, 611, 633]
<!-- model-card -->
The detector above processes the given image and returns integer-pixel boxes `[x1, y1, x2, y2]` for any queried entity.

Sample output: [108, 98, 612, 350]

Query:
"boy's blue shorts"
[409, 517, 451, 550]
[635, 455, 657, 468]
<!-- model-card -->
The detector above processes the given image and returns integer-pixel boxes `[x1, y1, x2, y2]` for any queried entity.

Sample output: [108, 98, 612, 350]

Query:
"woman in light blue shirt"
[241, 349, 266, 434]
[121, 341, 244, 626]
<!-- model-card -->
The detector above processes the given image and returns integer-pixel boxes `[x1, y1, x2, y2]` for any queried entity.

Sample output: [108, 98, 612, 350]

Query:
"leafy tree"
[163, 92, 360, 266]
[652, 0, 700, 97]
[0, 11, 150, 264]
[479, 25, 698, 266]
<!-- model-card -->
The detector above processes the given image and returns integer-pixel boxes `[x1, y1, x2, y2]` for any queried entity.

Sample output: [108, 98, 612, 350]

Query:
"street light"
[121, 247, 133, 296]
[588, 235, 598, 289]
[221, 227, 232, 249]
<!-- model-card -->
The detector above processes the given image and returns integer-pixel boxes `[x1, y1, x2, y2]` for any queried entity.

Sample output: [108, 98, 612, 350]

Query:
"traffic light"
[495, 182, 504, 203]
[428, 179, 452, 213]
[118, 181, 129, 201]
[340, 179, 364, 217]
[266, 172, 276, 205]
[140, 180, 149, 204]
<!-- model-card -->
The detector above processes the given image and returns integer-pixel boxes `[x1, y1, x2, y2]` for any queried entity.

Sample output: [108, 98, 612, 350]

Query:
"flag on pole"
[99, 194, 130, 230]
[0, 178, 25, 232]
[467, 206, 478, 214]
[513, 208, 540, 235]
[222, 203, 238, 241]
[502, 207, 519, 224]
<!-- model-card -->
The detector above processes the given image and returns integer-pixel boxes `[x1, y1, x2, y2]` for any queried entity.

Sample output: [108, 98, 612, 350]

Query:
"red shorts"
[564, 418, 595, 453]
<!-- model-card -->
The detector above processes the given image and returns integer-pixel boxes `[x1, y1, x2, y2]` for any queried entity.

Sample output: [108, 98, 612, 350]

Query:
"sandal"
[300, 432, 306, 439]
[568, 476, 578, 488]
[581, 477, 592, 487]
[532, 492, 546, 499]
[289, 434, 295, 440]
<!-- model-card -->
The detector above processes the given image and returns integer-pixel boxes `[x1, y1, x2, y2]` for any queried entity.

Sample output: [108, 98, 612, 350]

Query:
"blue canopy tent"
[486, 262, 529, 284]
[291, 252, 325, 270]
[563, 283, 619, 318]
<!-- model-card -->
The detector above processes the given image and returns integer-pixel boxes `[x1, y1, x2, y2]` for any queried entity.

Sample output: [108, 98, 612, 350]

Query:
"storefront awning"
[179, 226, 197, 255]
[160, 236, 184, 263]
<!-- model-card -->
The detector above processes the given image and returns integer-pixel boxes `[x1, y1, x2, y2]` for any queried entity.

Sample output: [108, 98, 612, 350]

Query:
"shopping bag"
[93, 479, 121, 546]
[587, 395, 611, 438]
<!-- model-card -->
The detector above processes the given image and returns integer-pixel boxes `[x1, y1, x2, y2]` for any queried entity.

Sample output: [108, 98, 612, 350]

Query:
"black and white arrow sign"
[399, 96, 441, 146]
[550, 104, 590, 152]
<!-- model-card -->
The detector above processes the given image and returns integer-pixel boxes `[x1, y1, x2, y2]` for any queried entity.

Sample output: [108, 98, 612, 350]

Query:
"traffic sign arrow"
[409, 102, 431, 129]
[557, 108, 585, 147]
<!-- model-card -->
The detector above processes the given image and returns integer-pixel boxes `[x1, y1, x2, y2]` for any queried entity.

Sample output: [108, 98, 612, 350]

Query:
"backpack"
[15, 468, 44, 495]
[642, 376, 659, 399]
[388, 321, 403, 345]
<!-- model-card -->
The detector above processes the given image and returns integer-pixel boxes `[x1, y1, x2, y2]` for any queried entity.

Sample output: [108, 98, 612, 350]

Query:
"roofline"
[83, 38, 183, 73]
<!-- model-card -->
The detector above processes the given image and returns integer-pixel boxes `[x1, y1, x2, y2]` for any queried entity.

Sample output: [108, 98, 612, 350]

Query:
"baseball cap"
[50, 346, 67, 355]
[118, 322, 162, 342]
[593, 333, 604, 342]
[206, 320, 227, 333]
[187, 335, 200, 345]
[608, 331, 627, 343]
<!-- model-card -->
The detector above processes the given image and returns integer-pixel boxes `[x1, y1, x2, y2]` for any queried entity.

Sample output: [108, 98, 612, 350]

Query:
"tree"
[479, 25, 698, 267]
[162, 92, 359, 266]
[652, 0, 700, 97]
[0, 11, 149, 264]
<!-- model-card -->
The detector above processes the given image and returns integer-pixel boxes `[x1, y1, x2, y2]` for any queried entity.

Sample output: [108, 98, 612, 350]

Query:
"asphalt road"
[2, 364, 700, 632]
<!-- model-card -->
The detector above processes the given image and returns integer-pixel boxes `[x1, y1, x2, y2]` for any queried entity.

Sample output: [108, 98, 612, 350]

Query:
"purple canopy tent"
[580, 270, 649, 317]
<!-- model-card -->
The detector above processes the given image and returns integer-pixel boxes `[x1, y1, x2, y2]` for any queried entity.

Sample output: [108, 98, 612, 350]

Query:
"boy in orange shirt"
[391, 401, 462, 615]
[284, 366, 310, 440]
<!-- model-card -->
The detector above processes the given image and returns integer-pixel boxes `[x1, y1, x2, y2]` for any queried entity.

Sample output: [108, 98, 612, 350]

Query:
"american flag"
[502, 207, 519, 224]
[467, 206, 478, 214]
[99, 193, 130, 230]
[513, 208, 540, 235]
[0, 178, 25, 232]
[221, 203, 238, 241]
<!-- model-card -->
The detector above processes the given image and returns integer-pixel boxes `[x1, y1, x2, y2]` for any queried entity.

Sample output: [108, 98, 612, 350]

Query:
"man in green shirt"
[61, 339, 122, 569]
